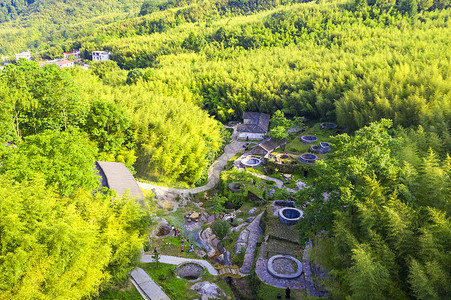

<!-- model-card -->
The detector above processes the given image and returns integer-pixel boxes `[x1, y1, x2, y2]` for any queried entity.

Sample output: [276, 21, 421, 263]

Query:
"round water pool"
[278, 207, 302, 225]
[320, 122, 337, 129]
[300, 135, 318, 143]
[176, 262, 203, 280]
[299, 153, 319, 164]
[241, 156, 262, 168]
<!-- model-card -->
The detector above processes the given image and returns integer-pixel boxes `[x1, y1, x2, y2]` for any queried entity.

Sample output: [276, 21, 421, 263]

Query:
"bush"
[232, 247, 246, 266]
[211, 219, 231, 240]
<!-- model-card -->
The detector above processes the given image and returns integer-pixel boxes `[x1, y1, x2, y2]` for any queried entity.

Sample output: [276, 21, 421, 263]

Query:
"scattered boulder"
[190, 281, 226, 299]
[248, 208, 257, 215]
[218, 250, 232, 266]
[232, 222, 248, 233]
[157, 199, 174, 210]
[195, 249, 207, 258]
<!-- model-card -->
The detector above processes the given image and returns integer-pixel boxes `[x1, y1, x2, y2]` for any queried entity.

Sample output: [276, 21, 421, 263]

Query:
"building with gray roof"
[237, 112, 270, 140]
[95, 161, 144, 201]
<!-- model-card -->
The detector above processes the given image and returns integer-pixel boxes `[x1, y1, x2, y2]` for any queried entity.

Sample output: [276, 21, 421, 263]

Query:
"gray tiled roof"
[250, 137, 288, 154]
[237, 112, 270, 133]
[95, 161, 144, 201]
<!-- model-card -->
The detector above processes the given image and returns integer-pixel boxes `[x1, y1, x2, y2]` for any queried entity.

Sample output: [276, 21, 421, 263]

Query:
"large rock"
[195, 249, 207, 258]
[157, 199, 174, 210]
[190, 281, 225, 299]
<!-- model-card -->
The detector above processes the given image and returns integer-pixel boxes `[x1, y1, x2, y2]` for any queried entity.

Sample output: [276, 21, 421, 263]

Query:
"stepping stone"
[248, 208, 257, 215]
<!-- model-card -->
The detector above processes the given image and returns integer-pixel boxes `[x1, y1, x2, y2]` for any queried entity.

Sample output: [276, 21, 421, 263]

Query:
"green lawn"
[284, 123, 335, 154]
[140, 262, 234, 299]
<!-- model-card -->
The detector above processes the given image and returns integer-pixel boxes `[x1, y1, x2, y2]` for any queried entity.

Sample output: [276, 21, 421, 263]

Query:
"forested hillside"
[66, 0, 449, 152]
[0, 0, 144, 55]
[0, 0, 450, 299]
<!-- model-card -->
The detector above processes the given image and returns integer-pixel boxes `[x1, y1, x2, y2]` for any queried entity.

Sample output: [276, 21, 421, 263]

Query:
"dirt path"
[138, 127, 307, 198]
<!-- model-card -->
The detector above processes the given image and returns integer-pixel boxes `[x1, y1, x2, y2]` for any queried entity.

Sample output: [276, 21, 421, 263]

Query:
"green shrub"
[232, 247, 246, 266]
[211, 219, 231, 240]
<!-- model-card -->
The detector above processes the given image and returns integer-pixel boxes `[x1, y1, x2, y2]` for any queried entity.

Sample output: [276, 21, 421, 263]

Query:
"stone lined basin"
[300, 135, 318, 143]
[156, 225, 171, 236]
[278, 207, 302, 225]
[320, 122, 337, 129]
[299, 153, 319, 164]
[241, 156, 262, 168]
[267, 255, 303, 279]
[176, 262, 204, 280]
[228, 182, 245, 193]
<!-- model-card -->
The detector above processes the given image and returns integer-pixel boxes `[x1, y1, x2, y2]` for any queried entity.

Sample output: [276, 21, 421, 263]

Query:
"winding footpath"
[141, 254, 219, 276]
[138, 127, 246, 195]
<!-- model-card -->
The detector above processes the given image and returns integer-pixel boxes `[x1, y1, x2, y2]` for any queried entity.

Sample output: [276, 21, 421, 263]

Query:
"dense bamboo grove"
[0, 0, 449, 299]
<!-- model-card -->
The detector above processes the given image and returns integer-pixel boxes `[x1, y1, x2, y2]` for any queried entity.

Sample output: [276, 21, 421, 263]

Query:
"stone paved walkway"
[247, 171, 298, 193]
[141, 254, 219, 276]
[239, 212, 264, 274]
[130, 267, 170, 300]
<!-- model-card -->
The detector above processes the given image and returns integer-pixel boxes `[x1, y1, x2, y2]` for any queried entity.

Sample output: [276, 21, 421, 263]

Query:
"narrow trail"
[138, 126, 307, 200]
[138, 126, 246, 195]
[141, 254, 219, 276]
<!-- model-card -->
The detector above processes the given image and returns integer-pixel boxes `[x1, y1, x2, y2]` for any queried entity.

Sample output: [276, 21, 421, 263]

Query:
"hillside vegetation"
[0, 0, 450, 299]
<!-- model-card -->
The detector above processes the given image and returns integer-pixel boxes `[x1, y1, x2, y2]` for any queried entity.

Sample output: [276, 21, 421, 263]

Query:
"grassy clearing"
[265, 213, 300, 245]
[141, 262, 234, 299]
[149, 236, 200, 258]
[284, 123, 335, 154]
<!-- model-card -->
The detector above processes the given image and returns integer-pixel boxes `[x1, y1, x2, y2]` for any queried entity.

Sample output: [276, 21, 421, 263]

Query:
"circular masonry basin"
[320, 122, 337, 129]
[176, 262, 203, 280]
[300, 135, 318, 143]
[267, 255, 303, 279]
[156, 225, 171, 236]
[300, 153, 319, 164]
[319, 142, 330, 147]
[228, 182, 245, 193]
[278, 207, 303, 225]
[241, 156, 262, 168]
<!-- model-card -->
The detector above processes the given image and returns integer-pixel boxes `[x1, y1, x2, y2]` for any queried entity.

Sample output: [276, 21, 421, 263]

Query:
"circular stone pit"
[299, 153, 319, 164]
[320, 122, 337, 129]
[300, 135, 318, 143]
[241, 156, 262, 168]
[267, 255, 303, 279]
[228, 182, 245, 193]
[176, 262, 204, 281]
[156, 224, 171, 236]
[278, 207, 302, 225]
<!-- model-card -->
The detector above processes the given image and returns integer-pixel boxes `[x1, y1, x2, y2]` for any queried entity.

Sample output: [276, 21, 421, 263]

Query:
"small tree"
[211, 194, 227, 214]
[154, 251, 161, 269]
[212, 219, 231, 240]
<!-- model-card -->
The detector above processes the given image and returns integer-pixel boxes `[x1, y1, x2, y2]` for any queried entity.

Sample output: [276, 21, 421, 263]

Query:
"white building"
[92, 51, 110, 62]
[45, 59, 74, 69]
[57, 59, 74, 68]
[237, 112, 270, 140]
[63, 49, 80, 59]
[15, 51, 32, 61]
